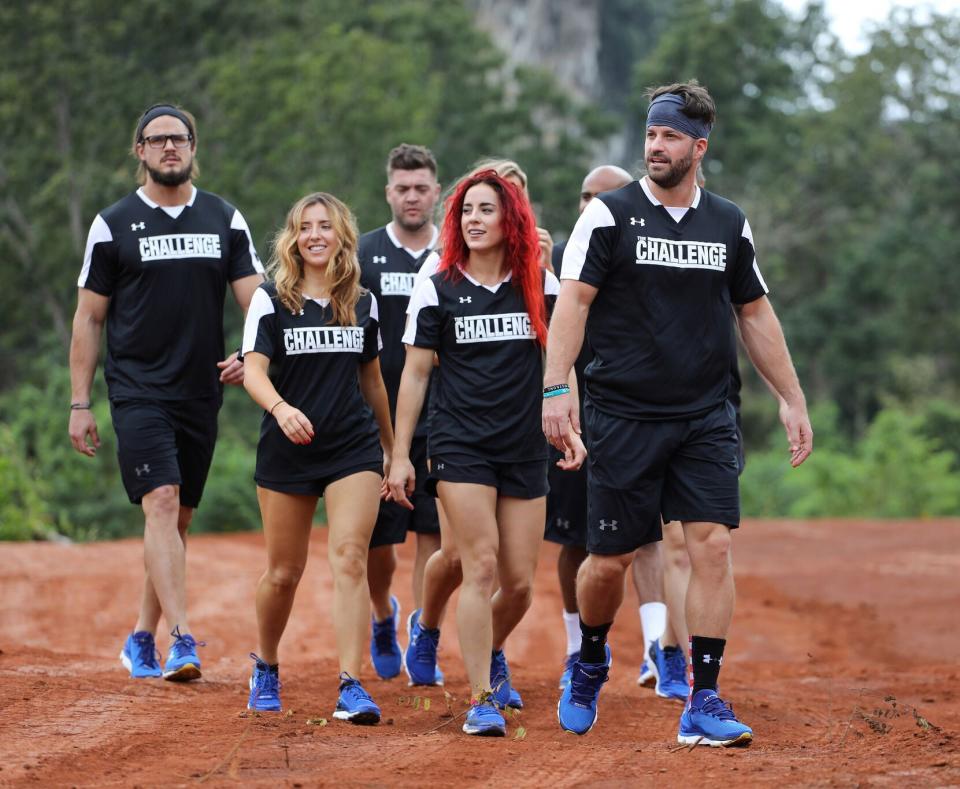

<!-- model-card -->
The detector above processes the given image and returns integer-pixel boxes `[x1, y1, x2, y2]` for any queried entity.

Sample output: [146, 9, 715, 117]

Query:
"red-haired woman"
[388, 171, 585, 736]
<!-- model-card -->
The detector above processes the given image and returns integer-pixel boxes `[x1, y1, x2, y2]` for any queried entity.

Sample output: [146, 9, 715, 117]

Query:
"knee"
[266, 563, 305, 590]
[462, 551, 498, 591]
[665, 543, 691, 572]
[499, 576, 533, 609]
[688, 527, 732, 569]
[583, 554, 631, 586]
[332, 541, 368, 584]
[143, 485, 180, 524]
[439, 546, 462, 574]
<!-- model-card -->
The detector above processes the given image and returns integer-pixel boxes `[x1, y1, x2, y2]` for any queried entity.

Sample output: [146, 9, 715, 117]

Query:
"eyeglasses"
[141, 133, 193, 149]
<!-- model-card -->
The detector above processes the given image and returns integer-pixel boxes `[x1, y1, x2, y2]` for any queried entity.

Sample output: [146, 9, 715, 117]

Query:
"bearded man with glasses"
[68, 103, 264, 682]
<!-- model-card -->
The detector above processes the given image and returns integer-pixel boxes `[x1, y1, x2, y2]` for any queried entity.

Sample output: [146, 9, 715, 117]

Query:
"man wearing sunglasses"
[68, 103, 264, 683]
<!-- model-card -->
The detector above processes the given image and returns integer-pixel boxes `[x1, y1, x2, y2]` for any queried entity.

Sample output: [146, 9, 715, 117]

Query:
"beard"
[394, 213, 429, 233]
[646, 145, 694, 190]
[146, 160, 192, 187]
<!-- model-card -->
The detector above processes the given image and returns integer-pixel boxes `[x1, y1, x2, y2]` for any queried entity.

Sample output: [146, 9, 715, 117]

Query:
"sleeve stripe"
[742, 218, 768, 293]
[241, 287, 275, 354]
[408, 252, 440, 314]
[231, 209, 265, 274]
[402, 278, 439, 345]
[368, 292, 379, 323]
[544, 269, 561, 296]
[77, 215, 112, 287]
[561, 198, 616, 281]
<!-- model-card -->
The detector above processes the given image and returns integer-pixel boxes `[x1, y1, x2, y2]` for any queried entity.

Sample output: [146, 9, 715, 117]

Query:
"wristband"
[543, 384, 570, 394]
[543, 386, 570, 399]
[236, 345, 244, 363]
[269, 398, 286, 415]
[70, 402, 91, 410]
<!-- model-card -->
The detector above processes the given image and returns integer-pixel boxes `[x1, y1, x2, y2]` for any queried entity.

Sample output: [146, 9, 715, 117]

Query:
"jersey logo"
[635, 236, 727, 271]
[453, 312, 533, 344]
[139, 233, 222, 262]
[458, 296, 472, 304]
[283, 326, 364, 354]
[555, 518, 571, 530]
[372, 255, 387, 264]
[629, 217, 645, 226]
[701, 654, 723, 665]
[598, 519, 618, 531]
[381, 271, 416, 296]
[131, 221, 146, 231]
[134, 463, 151, 477]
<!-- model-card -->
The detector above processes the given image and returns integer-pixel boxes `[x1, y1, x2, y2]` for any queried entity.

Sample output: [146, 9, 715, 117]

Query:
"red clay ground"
[1, 519, 958, 787]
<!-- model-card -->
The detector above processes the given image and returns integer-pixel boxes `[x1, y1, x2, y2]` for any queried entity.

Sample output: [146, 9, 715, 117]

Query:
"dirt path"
[1, 519, 958, 787]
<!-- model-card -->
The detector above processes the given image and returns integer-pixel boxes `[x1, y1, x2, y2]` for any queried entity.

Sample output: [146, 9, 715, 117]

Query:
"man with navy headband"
[68, 103, 264, 682]
[543, 81, 812, 746]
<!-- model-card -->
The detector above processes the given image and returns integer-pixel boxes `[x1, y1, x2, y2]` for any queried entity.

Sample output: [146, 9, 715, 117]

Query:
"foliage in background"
[1, 0, 959, 539]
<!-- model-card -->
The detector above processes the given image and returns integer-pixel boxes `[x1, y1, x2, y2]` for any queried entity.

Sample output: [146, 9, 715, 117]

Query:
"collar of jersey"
[639, 177, 701, 210]
[136, 185, 198, 210]
[459, 265, 512, 292]
[386, 222, 439, 259]
[303, 295, 330, 307]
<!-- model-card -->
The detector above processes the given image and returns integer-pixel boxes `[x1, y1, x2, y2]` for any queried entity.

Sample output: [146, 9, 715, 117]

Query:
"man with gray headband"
[544, 81, 812, 746]
[69, 103, 264, 682]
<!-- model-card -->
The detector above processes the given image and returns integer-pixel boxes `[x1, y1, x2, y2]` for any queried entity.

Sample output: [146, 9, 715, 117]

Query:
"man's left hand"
[218, 351, 244, 385]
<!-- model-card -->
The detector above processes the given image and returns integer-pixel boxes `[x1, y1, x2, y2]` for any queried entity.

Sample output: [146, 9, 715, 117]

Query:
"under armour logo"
[134, 464, 151, 477]
[131, 221, 145, 231]
[599, 519, 618, 531]
[372, 255, 387, 264]
[590, 635, 600, 642]
[702, 654, 723, 665]
[629, 217, 645, 226]
[459, 296, 472, 303]
[556, 518, 570, 530]
[436, 463, 445, 470]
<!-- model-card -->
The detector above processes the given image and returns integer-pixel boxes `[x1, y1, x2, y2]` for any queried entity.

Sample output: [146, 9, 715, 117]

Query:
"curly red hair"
[438, 170, 547, 346]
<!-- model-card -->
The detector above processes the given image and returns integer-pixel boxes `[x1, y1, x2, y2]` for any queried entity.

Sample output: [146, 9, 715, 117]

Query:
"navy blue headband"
[136, 104, 194, 142]
[646, 93, 712, 140]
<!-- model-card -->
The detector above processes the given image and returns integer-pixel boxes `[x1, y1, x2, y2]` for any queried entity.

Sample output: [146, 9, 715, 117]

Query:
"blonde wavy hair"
[268, 192, 362, 326]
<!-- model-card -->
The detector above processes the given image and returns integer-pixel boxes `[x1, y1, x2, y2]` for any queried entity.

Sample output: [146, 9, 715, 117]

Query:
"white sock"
[562, 609, 582, 656]
[639, 602, 667, 657]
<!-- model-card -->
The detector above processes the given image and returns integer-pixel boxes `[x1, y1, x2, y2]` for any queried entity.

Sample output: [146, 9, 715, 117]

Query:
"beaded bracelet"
[543, 386, 571, 399]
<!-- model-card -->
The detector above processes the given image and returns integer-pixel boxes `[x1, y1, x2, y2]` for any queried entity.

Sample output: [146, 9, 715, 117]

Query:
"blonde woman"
[241, 192, 393, 723]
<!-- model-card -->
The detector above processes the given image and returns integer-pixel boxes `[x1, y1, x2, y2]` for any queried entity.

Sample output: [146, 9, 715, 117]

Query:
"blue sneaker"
[489, 649, 515, 709]
[649, 640, 689, 701]
[637, 658, 655, 686]
[163, 626, 203, 682]
[119, 631, 162, 678]
[370, 595, 402, 679]
[560, 651, 580, 690]
[462, 695, 506, 737]
[247, 653, 281, 712]
[678, 689, 753, 747]
[404, 609, 443, 686]
[557, 650, 610, 735]
[334, 673, 381, 725]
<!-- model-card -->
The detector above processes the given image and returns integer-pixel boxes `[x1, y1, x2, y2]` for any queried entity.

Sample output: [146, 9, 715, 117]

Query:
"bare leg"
[661, 520, 690, 648]
[630, 542, 663, 604]
[557, 544, 588, 614]
[325, 471, 381, 677]
[254, 488, 316, 664]
[140, 485, 190, 634]
[412, 531, 441, 610]
[576, 552, 634, 626]
[437, 481, 499, 697]
[491, 496, 545, 649]
[683, 522, 735, 638]
[367, 544, 397, 622]
[419, 499, 462, 629]
[135, 505, 192, 634]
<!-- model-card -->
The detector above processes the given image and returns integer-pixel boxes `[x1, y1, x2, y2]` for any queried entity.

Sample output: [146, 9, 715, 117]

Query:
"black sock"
[690, 635, 725, 695]
[268, 663, 279, 674]
[579, 619, 612, 664]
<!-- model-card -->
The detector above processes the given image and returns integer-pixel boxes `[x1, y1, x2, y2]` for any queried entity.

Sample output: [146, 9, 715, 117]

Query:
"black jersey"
[358, 224, 437, 432]
[552, 239, 592, 422]
[78, 187, 263, 401]
[561, 178, 767, 421]
[404, 266, 560, 462]
[241, 283, 382, 482]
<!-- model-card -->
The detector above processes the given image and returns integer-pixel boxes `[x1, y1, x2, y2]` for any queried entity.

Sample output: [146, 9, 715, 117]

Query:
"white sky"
[781, 0, 960, 52]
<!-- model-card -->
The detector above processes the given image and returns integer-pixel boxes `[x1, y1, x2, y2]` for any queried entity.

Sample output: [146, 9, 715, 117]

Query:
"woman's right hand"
[273, 403, 315, 445]
[386, 456, 416, 510]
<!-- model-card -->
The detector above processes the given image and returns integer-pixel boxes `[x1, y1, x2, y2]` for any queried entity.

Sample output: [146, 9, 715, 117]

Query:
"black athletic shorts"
[428, 452, 548, 500]
[370, 435, 439, 548]
[544, 447, 588, 547]
[110, 397, 220, 509]
[255, 460, 383, 497]
[585, 399, 741, 556]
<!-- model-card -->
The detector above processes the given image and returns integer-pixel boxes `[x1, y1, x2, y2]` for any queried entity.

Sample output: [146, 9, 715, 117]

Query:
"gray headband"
[646, 93, 711, 140]
[136, 104, 194, 142]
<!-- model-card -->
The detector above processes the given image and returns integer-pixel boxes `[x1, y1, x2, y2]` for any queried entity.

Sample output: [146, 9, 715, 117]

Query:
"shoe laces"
[338, 672, 373, 703]
[249, 653, 281, 697]
[470, 691, 499, 715]
[372, 617, 397, 655]
[569, 663, 609, 707]
[490, 650, 509, 683]
[697, 693, 739, 721]
[664, 646, 687, 682]
[132, 633, 161, 670]
[413, 625, 439, 662]
[563, 652, 580, 672]
[169, 625, 205, 659]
